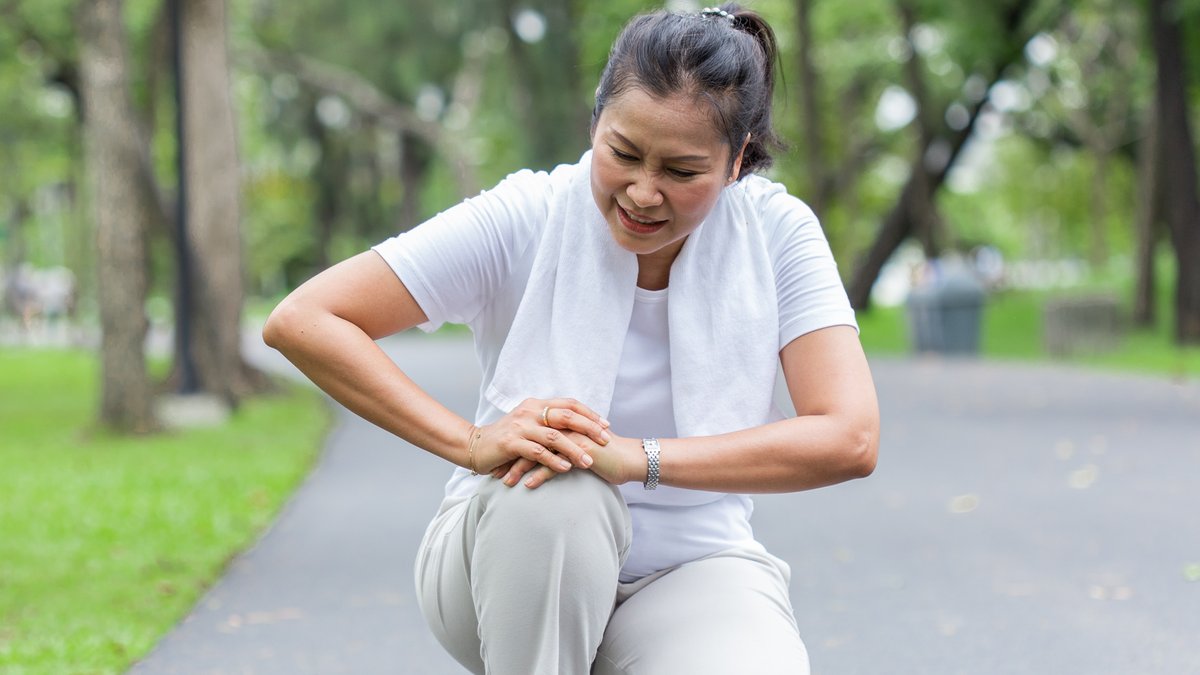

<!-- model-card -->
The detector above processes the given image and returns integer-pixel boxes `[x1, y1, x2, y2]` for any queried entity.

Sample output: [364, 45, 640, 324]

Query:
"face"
[590, 87, 744, 267]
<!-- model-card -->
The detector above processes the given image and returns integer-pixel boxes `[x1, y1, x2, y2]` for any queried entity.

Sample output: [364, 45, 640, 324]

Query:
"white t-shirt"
[372, 159, 856, 581]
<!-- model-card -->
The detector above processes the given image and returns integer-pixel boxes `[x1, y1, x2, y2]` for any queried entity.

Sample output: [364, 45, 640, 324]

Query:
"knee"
[476, 470, 629, 548]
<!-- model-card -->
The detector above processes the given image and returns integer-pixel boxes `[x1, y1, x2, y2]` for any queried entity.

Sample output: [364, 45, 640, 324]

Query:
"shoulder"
[464, 154, 584, 225]
[733, 174, 816, 220]
[726, 174, 822, 249]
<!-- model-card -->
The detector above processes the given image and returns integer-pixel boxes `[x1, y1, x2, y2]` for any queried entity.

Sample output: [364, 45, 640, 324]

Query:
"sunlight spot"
[316, 95, 351, 129]
[875, 86, 917, 132]
[910, 24, 944, 55]
[990, 80, 1029, 113]
[945, 102, 970, 131]
[666, 0, 699, 11]
[1025, 33, 1058, 68]
[513, 9, 547, 44]
[963, 74, 989, 104]
[38, 86, 74, 119]
[1054, 439, 1075, 461]
[886, 36, 912, 63]
[415, 84, 445, 122]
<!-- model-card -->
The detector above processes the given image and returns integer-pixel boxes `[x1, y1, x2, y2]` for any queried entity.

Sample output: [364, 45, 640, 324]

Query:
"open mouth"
[617, 204, 667, 234]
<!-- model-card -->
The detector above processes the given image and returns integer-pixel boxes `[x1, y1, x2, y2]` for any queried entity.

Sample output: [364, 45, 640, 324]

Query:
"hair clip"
[700, 7, 735, 23]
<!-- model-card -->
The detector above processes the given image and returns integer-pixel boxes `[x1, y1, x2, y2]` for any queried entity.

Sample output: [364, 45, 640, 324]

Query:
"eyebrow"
[610, 130, 711, 163]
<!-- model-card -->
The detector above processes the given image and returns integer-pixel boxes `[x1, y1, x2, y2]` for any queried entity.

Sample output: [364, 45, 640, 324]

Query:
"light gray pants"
[414, 470, 809, 674]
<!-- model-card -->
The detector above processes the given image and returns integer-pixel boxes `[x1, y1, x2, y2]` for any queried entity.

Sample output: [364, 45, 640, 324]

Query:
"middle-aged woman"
[264, 4, 879, 673]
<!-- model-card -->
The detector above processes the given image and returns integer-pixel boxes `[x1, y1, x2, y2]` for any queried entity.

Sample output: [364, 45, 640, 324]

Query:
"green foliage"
[0, 0, 1189, 339]
[940, 134, 1137, 259]
[0, 350, 329, 672]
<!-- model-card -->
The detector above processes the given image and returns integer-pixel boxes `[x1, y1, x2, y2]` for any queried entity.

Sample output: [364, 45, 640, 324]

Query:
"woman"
[264, 4, 879, 673]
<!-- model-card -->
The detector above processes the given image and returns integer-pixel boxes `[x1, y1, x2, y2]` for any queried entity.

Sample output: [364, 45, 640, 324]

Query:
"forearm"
[264, 304, 473, 468]
[653, 413, 878, 494]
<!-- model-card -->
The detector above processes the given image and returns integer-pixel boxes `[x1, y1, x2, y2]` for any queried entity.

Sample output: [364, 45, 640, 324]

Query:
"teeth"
[623, 207, 657, 224]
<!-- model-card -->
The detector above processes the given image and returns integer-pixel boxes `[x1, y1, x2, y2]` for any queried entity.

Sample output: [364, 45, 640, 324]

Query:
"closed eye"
[610, 147, 637, 162]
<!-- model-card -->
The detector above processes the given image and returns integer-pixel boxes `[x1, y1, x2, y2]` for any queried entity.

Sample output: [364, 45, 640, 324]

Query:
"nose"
[626, 169, 663, 209]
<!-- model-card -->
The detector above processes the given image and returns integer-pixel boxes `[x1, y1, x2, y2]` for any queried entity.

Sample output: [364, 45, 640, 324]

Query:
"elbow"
[844, 425, 878, 480]
[261, 297, 302, 352]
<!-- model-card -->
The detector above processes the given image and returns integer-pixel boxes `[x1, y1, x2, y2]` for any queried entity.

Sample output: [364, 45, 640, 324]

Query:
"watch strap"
[642, 438, 660, 490]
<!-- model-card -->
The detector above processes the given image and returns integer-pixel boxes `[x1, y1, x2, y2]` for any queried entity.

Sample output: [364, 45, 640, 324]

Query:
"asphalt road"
[129, 333, 1200, 674]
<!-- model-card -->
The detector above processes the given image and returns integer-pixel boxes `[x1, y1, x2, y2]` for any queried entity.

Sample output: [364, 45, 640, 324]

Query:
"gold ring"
[541, 406, 551, 427]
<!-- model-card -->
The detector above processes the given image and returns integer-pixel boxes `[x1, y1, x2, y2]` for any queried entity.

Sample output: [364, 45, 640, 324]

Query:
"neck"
[635, 237, 686, 290]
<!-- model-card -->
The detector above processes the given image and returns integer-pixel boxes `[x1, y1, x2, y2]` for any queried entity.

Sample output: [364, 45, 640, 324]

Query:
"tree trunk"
[398, 130, 433, 231]
[1132, 101, 1160, 327]
[1149, 0, 1200, 343]
[306, 95, 342, 274]
[795, 0, 828, 215]
[76, 0, 157, 432]
[1089, 152, 1110, 267]
[176, 0, 270, 404]
[899, 1, 948, 259]
[2, 199, 28, 318]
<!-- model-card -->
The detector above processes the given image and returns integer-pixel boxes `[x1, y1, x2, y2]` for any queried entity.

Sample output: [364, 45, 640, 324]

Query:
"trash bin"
[906, 262, 986, 355]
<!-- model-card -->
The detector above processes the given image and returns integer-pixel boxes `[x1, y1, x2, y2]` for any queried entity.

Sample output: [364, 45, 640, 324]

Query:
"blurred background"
[3, 0, 1200, 404]
[2, 0, 1199, 671]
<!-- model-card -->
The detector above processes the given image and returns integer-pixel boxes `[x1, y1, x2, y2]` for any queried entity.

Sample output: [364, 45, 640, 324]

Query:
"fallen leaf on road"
[1068, 464, 1099, 489]
[948, 494, 979, 514]
[1185, 564, 1200, 582]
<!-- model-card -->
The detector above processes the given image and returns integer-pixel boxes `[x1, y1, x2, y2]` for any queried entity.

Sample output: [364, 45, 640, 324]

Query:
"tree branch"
[236, 46, 477, 196]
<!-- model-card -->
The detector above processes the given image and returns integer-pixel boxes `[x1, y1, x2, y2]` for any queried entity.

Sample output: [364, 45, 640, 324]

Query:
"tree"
[845, 0, 1049, 309]
[172, 0, 270, 404]
[792, 0, 886, 223]
[1049, 9, 1139, 268]
[1132, 98, 1161, 327]
[76, 0, 156, 432]
[1148, 0, 1200, 343]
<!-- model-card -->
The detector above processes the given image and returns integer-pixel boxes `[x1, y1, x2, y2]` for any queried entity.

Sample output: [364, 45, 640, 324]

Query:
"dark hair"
[591, 3, 783, 179]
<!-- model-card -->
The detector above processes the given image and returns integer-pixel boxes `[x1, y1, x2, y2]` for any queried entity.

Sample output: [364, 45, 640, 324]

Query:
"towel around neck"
[485, 151, 782, 438]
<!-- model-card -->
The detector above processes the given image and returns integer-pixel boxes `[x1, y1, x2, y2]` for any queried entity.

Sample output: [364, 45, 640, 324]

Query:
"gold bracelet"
[466, 425, 482, 475]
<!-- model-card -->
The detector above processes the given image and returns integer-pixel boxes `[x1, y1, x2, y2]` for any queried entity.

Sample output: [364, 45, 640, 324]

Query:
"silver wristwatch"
[642, 438, 660, 490]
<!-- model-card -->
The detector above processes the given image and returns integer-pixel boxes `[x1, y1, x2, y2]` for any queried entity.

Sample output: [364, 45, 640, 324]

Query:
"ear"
[728, 133, 750, 183]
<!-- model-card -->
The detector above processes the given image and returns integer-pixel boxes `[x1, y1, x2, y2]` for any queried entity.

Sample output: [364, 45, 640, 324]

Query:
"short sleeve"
[761, 188, 859, 350]
[371, 169, 553, 331]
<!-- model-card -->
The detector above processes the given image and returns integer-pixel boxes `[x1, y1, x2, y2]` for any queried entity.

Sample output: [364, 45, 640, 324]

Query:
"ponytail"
[726, 3, 783, 174]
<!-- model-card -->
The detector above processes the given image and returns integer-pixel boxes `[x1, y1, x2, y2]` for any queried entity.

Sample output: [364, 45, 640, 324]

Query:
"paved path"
[129, 333, 1200, 674]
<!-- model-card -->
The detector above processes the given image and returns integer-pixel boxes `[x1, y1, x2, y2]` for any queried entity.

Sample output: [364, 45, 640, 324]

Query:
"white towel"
[486, 151, 780, 437]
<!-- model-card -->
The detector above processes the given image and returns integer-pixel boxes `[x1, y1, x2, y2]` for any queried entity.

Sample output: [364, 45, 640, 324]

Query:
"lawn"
[0, 349, 329, 673]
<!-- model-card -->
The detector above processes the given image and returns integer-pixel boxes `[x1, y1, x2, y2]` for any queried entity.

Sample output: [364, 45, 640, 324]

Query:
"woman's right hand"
[469, 398, 611, 480]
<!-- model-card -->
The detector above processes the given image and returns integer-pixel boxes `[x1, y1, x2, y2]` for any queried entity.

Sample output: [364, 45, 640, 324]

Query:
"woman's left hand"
[496, 431, 644, 489]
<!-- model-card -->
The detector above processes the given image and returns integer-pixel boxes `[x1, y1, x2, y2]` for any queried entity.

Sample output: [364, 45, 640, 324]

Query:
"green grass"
[0, 349, 329, 674]
[856, 286, 1200, 380]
